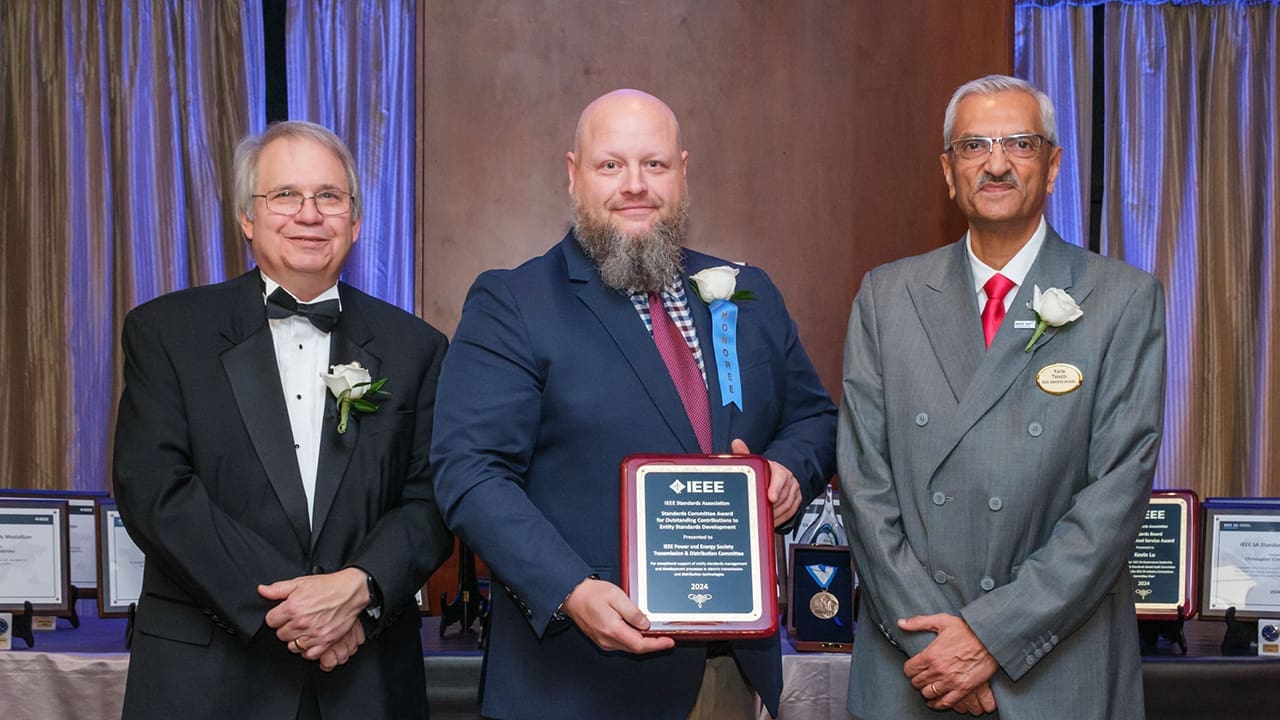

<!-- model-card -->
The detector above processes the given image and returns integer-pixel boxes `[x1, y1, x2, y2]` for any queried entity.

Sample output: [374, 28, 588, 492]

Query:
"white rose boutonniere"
[321, 361, 390, 433]
[1025, 285, 1083, 352]
[688, 266, 756, 303]
[687, 265, 755, 410]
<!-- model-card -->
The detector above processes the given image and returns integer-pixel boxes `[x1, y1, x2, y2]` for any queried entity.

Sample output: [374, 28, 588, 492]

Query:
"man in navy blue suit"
[431, 89, 837, 719]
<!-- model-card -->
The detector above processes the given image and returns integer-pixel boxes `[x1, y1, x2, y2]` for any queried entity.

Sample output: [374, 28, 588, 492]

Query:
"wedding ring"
[929, 682, 940, 698]
[295, 637, 308, 651]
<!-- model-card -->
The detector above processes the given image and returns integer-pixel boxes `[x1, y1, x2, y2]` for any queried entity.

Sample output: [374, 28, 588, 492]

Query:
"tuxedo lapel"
[220, 273, 312, 554]
[564, 235, 704, 453]
[922, 231, 1093, 480]
[906, 242, 984, 403]
[310, 287, 378, 549]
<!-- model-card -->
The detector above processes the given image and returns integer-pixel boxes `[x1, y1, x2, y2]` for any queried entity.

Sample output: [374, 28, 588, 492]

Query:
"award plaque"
[1200, 498, 1280, 620]
[96, 499, 145, 617]
[0, 490, 107, 593]
[0, 499, 72, 614]
[1129, 490, 1199, 620]
[620, 454, 777, 639]
[786, 543, 854, 652]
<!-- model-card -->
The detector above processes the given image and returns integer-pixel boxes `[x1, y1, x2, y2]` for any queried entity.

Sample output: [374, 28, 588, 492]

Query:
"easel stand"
[11, 601, 36, 648]
[1221, 606, 1257, 656]
[125, 602, 137, 649]
[1138, 608, 1188, 655]
[439, 543, 489, 648]
[57, 585, 82, 629]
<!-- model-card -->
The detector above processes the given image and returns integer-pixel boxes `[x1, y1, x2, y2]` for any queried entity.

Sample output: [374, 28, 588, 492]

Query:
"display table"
[770, 619, 1280, 720]
[0, 600, 482, 720]
[2, 603, 1277, 720]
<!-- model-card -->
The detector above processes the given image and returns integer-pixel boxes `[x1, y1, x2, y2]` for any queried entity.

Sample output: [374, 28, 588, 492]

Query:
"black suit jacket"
[113, 270, 451, 720]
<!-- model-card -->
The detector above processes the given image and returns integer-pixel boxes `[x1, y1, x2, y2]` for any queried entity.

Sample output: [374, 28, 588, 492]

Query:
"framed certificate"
[0, 499, 73, 614]
[1130, 490, 1199, 620]
[96, 499, 145, 616]
[1200, 498, 1280, 621]
[0, 490, 108, 593]
[621, 454, 777, 639]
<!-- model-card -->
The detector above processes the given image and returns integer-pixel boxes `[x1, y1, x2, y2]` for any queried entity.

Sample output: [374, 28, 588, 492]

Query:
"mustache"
[978, 172, 1018, 189]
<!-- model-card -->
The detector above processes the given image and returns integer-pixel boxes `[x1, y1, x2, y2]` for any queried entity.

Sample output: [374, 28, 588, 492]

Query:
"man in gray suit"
[839, 75, 1165, 718]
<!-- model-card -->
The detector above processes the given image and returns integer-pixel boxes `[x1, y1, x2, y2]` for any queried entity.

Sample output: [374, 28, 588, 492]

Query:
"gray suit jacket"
[838, 230, 1165, 720]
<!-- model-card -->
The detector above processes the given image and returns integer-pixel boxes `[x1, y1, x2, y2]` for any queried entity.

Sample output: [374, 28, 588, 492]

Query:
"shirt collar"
[966, 216, 1047, 295]
[628, 275, 685, 302]
[261, 272, 342, 308]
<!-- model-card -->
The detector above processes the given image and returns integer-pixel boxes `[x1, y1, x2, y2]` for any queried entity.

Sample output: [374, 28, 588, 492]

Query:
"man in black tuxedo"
[113, 121, 451, 719]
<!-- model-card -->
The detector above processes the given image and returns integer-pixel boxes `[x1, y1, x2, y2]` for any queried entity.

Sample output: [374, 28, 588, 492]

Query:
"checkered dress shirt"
[628, 276, 708, 386]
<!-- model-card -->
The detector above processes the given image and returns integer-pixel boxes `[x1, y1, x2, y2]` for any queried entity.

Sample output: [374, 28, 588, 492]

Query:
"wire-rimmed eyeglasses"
[946, 134, 1050, 161]
[252, 189, 356, 216]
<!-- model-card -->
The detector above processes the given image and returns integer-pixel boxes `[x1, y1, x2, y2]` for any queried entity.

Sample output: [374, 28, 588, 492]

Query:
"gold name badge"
[1036, 363, 1083, 395]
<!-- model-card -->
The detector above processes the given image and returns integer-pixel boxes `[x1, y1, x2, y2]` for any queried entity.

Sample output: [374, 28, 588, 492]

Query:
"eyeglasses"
[252, 189, 356, 216]
[947, 134, 1049, 161]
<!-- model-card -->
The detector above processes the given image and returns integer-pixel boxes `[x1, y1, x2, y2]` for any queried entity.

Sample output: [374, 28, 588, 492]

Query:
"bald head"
[567, 89, 691, 292]
[573, 89, 682, 156]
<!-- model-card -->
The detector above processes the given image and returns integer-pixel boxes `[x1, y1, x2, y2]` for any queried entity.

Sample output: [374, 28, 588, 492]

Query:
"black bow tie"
[266, 287, 340, 332]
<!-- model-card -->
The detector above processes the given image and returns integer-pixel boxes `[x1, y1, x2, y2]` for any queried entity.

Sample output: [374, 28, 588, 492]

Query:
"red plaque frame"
[1132, 490, 1200, 621]
[620, 454, 777, 639]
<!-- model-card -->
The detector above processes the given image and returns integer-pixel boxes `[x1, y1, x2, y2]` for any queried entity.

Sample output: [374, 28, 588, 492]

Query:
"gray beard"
[572, 195, 689, 294]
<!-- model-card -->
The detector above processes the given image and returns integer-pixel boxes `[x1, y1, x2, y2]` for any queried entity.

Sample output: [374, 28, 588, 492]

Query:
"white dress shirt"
[966, 216, 1048, 313]
[262, 274, 340, 529]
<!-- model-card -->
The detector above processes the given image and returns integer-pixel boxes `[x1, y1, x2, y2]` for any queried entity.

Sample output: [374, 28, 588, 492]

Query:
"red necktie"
[982, 273, 1016, 348]
[649, 293, 712, 453]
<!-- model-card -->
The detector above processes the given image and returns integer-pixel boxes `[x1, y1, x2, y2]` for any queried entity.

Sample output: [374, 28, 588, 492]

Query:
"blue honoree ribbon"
[710, 299, 743, 410]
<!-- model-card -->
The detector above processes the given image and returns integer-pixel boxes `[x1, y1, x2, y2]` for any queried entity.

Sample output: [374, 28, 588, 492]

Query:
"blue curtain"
[1016, 0, 1280, 497]
[1, 1, 263, 491]
[1, 1, 416, 492]
[1015, 2, 1094, 248]
[286, 0, 416, 312]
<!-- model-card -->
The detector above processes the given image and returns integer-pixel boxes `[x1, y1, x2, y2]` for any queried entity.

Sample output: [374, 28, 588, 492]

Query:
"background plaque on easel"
[1200, 497, 1280, 621]
[96, 499, 144, 617]
[0, 490, 108, 595]
[786, 543, 854, 652]
[1129, 490, 1199, 620]
[0, 499, 72, 615]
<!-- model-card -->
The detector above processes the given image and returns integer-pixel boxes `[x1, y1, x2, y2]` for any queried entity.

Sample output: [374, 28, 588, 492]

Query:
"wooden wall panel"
[416, 0, 862, 393]
[849, 0, 1016, 273]
[417, 0, 1013, 609]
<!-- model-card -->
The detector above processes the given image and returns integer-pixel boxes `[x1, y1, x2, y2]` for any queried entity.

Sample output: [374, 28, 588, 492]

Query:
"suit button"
[1050, 635, 1059, 644]
[1042, 642, 1053, 653]
[915, 413, 929, 427]
[1025, 655, 1036, 666]
[310, 565, 325, 575]
[979, 576, 995, 591]
[932, 492, 947, 506]
[933, 570, 948, 584]
[988, 497, 1003, 511]
[1035, 648, 1044, 659]
[1027, 421, 1043, 437]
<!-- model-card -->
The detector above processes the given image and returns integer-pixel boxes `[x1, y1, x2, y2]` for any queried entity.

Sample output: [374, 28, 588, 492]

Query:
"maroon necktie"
[982, 273, 1016, 348]
[648, 293, 712, 453]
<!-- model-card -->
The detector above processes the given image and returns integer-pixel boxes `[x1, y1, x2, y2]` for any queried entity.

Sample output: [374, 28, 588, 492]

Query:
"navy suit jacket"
[431, 232, 837, 719]
[113, 270, 452, 719]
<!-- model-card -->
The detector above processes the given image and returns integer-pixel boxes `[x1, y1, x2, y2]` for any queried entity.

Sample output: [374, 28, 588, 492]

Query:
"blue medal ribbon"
[805, 564, 837, 591]
[710, 299, 743, 410]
